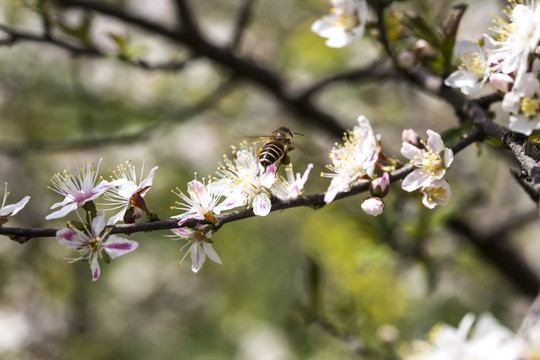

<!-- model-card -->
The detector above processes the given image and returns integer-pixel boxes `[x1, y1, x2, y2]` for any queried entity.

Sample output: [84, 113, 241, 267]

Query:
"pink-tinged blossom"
[322, 116, 379, 204]
[0, 183, 30, 223]
[401, 130, 453, 192]
[102, 161, 158, 224]
[168, 224, 222, 273]
[370, 172, 390, 197]
[311, 0, 368, 48]
[217, 147, 276, 216]
[405, 313, 525, 360]
[444, 39, 493, 95]
[361, 197, 384, 216]
[501, 71, 540, 135]
[402, 128, 420, 146]
[172, 175, 238, 225]
[489, 73, 514, 93]
[271, 163, 313, 201]
[487, 1, 540, 83]
[420, 179, 452, 209]
[46, 159, 120, 220]
[56, 215, 138, 281]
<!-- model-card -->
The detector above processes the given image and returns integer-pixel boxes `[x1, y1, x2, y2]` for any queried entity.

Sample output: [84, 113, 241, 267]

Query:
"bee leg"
[281, 155, 291, 165]
[257, 148, 262, 157]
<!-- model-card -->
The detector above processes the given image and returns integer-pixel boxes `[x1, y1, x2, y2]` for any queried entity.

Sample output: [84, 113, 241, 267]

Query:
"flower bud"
[369, 172, 390, 198]
[361, 197, 384, 216]
[402, 128, 420, 146]
[489, 73, 514, 93]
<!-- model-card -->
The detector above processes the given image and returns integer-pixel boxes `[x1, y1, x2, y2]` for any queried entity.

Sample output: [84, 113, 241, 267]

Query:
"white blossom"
[420, 179, 452, 209]
[168, 224, 222, 273]
[322, 116, 379, 204]
[172, 175, 239, 225]
[502, 71, 540, 135]
[444, 39, 493, 95]
[102, 161, 158, 224]
[401, 130, 453, 192]
[46, 159, 121, 220]
[56, 215, 139, 281]
[311, 0, 368, 48]
[271, 163, 313, 201]
[217, 147, 276, 216]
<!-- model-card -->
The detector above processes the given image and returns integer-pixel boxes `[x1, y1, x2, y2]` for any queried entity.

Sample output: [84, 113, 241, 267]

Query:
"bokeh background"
[0, 0, 538, 359]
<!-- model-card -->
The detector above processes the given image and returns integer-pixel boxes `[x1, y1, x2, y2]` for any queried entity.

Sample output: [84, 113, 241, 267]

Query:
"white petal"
[444, 148, 454, 168]
[45, 202, 78, 220]
[252, 193, 271, 216]
[324, 176, 350, 204]
[401, 169, 430, 192]
[138, 166, 158, 190]
[190, 243, 206, 273]
[90, 254, 101, 281]
[400, 142, 422, 162]
[202, 242, 222, 265]
[0, 195, 30, 217]
[104, 236, 139, 259]
[91, 215, 106, 235]
[426, 130, 444, 152]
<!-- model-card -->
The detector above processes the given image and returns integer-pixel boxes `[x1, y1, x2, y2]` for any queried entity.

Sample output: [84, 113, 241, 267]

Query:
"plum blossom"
[405, 313, 524, 360]
[420, 179, 452, 209]
[361, 197, 384, 216]
[0, 183, 30, 224]
[487, 1, 540, 83]
[56, 215, 139, 281]
[444, 39, 493, 95]
[369, 172, 390, 198]
[311, 0, 368, 48]
[168, 224, 222, 273]
[501, 71, 540, 135]
[46, 159, 120, 220]
[401, 130, 453, 192]
[271, 163, 313, 201]
[172, 175, 238, 225]
[102, 161, 158, 224]
[322, 116, 379, 204]
[217, 147, 276, 216]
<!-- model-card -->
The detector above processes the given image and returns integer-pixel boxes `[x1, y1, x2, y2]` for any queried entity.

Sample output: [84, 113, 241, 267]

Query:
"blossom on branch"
[271, 163, 313, 201]
[502, 70, 540, 135]
[56, 215, 139, 281]
[420, 179, 452, 209]
[322, 116, 379, 204]
[488, 1, 540, 83]
[169, 224, 222, 273]
[401, 130, 453, 192]
[172, 175, 238, 226]
[311, 0, 368, 48]
[218, 148, 276, 216]
[444, 39, 493, 95]
[0, 183, 30, 225]
[45, 159, 120, 220]
[405, 313, 525, 360]
[102, 161, 159, 224]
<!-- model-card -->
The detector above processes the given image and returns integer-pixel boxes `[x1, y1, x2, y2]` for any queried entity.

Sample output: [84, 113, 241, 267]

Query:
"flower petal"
[202, 242, 222, 265]
[103, 235, 139, 259]
[252, 193, 271, 216]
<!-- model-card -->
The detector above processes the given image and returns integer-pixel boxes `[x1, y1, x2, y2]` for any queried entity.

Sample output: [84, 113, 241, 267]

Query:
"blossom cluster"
[405, 312, 540, 359]
[170, 143, 313, 272]
[444, 0, 540, 135]
[46, 159, 158, 280]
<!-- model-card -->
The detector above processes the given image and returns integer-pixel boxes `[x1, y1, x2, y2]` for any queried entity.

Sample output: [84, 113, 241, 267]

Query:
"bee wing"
[289, 141, 309, 155]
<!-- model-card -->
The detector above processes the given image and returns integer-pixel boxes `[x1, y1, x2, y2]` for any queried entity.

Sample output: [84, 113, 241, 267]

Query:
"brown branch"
[230, 0, 256, 51]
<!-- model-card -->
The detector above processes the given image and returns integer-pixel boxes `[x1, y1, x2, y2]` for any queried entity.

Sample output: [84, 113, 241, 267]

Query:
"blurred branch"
[230, 0, 256, 51]
[0, 77, 237, 155]
[447, 214, 540, 297]
[172, 0, 201, 36]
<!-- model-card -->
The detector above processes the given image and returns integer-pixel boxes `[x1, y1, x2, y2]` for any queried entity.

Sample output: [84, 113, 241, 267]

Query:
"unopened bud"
[361, 197, 384, 216]
[489, 73, 514, 93]
[402, 128, 420, 146]
[369, 172, 390, 198]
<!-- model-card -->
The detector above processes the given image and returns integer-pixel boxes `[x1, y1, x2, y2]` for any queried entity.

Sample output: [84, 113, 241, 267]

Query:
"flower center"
[521, 96, 540, 118]
[425, 186, 447, 201]
[330, 8, 359, 30]
[422, 149, 445, 174]
[459, 50, 486, 78]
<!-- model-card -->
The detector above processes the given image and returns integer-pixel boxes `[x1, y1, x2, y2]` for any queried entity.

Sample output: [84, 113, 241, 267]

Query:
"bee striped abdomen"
[259, 142, 285, 167]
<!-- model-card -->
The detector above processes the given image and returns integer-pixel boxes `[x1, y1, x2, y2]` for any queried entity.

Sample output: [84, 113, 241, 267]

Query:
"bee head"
[273, 127, 294, 141]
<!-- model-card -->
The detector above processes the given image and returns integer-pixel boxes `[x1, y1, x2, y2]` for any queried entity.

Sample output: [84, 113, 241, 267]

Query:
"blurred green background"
[0, 0, 538, 359]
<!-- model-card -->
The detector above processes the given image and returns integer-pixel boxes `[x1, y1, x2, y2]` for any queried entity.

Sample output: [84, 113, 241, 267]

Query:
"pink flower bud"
[370, 172, 390, 197]
[361, 197, 384, 216]
[489, 73, 514, 93]
[402, 128, 420, 146]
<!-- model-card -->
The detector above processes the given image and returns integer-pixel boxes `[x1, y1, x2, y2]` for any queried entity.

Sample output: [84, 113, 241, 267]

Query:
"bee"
[252, 127, 303, 169]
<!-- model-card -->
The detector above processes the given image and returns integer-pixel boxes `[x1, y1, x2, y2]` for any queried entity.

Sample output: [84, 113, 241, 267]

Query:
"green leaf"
[441, 4, 468, 73]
